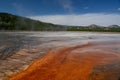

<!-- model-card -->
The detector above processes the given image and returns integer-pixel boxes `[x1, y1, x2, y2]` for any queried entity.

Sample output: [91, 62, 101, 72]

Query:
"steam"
[58, 0, 73, 13]
[30, 13, 120, 26]
[12, 3, 33, 16]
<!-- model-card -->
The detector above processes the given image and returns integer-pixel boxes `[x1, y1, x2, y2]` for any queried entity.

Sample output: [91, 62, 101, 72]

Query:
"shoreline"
[0, 31, 120, 33]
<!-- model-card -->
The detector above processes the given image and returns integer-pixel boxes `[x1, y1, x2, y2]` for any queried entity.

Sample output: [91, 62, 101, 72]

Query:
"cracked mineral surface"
[0, 32, 120, 80]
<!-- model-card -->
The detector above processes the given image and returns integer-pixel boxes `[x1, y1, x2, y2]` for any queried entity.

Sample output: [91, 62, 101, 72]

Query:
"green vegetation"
[0, 12, 65, 31]
[0, 12, 120, 32]
[67, 25, 120, 32]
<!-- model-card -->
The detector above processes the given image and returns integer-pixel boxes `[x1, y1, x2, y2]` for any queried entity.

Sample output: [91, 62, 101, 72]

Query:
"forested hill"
[0, 12, 65, 31]
[0, 12, 120, 32]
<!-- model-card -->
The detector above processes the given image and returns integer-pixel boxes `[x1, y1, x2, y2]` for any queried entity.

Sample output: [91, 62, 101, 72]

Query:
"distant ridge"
[67, 24, 120, 32]
[0, 12, 65, 31]
[108, 25, 120, 28]
[0, 12, 120, 32]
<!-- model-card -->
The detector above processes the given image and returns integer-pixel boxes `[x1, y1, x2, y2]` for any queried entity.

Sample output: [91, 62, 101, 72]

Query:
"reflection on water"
[0, 32, 39, 59]
[0, 32, 120, 59]
[9, 38, 120, 80]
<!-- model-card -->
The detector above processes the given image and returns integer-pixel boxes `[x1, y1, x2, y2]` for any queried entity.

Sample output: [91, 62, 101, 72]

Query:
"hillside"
[0, 12, 65, 31]
[0, 12, 120, 32]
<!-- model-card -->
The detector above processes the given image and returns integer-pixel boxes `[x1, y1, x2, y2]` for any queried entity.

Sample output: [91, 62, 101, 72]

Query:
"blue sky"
[0, 0, 120, 26]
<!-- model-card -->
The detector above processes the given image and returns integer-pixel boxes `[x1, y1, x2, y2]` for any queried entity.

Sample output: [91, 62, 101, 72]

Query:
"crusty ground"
[9, 41, 120, 80]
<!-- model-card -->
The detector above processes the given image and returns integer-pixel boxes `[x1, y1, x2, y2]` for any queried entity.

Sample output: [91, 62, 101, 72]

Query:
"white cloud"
[84, 7, 89, 9]
[12, 3, 33, 15]
[58, 0, 73, 13]
[118, 8, 120, 11]
[12, 3, 24, 14]
[29, 13, 120, 26]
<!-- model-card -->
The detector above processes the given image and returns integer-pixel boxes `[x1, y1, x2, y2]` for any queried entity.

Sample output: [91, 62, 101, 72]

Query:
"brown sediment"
[9, 41, 120, 80]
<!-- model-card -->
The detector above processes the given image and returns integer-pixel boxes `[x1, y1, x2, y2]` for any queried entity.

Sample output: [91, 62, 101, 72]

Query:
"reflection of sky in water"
[0, 32, 119, 59]
[28, 32, 120, 41]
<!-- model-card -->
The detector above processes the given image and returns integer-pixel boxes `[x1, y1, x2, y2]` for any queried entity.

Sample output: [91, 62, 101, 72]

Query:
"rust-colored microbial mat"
[9, 41, 120, 80]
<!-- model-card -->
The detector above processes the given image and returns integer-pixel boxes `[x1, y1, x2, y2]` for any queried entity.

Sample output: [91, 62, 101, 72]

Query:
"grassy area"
[67, 27, 120, 32]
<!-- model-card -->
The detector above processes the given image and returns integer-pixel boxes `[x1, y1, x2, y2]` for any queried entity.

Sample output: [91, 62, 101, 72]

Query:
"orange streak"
[9, 41, 120, 80]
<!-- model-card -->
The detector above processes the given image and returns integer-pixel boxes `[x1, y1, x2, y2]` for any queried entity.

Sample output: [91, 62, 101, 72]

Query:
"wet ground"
[0, 31, 120, 80]
[9, 41, 120, 80]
